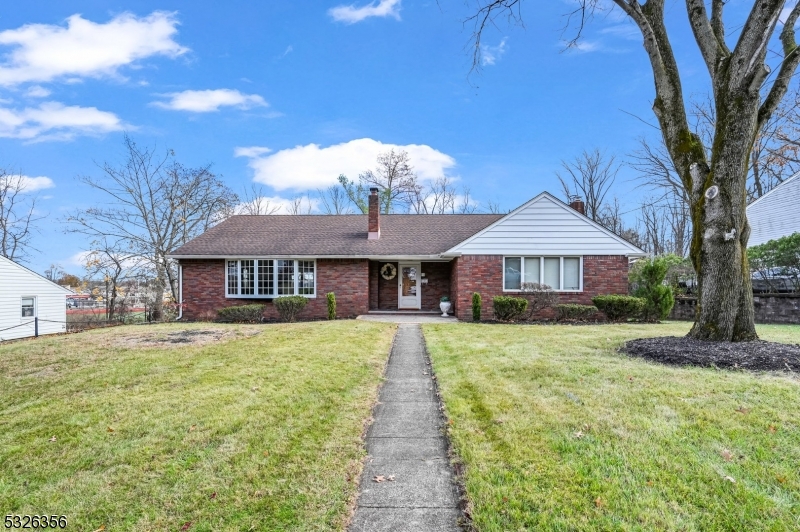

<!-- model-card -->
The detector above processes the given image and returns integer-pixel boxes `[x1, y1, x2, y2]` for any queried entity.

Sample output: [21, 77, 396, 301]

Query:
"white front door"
[398, 262, 422, 309]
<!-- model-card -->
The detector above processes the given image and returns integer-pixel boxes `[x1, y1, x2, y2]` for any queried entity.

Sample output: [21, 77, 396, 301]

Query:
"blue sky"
[0, 0, 767, 275]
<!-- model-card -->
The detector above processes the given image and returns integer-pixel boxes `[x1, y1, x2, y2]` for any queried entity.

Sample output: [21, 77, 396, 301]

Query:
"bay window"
[504, 256, 582, 291]
[226, 259, 315, 297]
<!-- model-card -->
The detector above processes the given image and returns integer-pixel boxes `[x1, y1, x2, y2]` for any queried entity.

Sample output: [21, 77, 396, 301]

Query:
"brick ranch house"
[169, 189, 646, 321]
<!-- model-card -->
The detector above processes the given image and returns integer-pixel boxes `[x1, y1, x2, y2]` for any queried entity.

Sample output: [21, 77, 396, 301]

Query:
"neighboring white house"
[747, 171, 800, 246]
[0, 256, 71, 341]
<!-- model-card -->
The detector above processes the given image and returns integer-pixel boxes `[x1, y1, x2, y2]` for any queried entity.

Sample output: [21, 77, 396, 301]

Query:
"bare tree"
[340, 149, 421, 213]
[84, 238, 141, 320]
[557, 149, 619, 222]
[66, 135, 238, 320]
[469, 0, 800, 341]
[238, 184, 281, 215]
[286, 195, 314, 215]
[318, 184, 354, 214]
[0, 172, 45, 263]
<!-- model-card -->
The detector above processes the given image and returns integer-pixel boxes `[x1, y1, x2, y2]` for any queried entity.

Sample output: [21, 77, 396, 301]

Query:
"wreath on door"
[380, 263, 397, 280]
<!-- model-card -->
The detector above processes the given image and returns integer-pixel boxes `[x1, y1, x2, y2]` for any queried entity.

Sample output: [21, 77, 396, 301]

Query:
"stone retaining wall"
[670, 294, 800, 325]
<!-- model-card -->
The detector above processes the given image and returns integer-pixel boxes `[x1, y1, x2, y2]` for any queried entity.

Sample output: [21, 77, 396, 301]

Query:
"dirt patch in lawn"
[109, 326, 262, 348]
[622, 336, 800, 372]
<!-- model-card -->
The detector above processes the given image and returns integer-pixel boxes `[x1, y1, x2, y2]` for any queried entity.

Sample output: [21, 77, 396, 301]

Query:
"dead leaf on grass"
[251, 386, 260, 392]
[574, 431, 584, 439]
[721, 449, 734, 461]
[107, 426, 115, 433]
[181, 522, 192, 531]
[768, 425, 777, 433]
[724, 476, 736, 483]
[92, 526, 105, 532]
[48, 436, 57, 442]
[189, 425, 197, 432]
[209, 492, 217, 500]
[595, 497, 604, 508]
[735, 406, 750, 414]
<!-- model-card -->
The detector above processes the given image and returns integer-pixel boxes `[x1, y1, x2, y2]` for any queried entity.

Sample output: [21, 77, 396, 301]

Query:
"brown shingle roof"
[170, 214, 504, 257]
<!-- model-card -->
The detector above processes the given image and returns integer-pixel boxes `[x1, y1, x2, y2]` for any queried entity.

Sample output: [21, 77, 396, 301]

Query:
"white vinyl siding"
[226, 259, 316, 298]
[503, 256, 583, 292]
[0, 256, 69, 341]
[746, 171, 800, 246]
[448, 194, 643, 255]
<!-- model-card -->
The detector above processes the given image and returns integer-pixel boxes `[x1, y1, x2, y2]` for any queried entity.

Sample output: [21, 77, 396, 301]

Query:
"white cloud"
[234, 146, 272, 158]
[563, 40, 601, 53]
[0, 174, 55, 192]
[0, 101, 124, 141]
[482, 38, 508, 66]
[329, 0, 401, 24]
[235, 138, 456, 192]
[151, 89, 268, 113]
[0, 11, 187, 86]
[24, 85, 51, 98]
[600, 24, 640, 40]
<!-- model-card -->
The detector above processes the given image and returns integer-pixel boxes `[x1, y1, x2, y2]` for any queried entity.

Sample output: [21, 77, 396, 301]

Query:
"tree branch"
[758, 2, 800, 129]
[685, 0, 723, 77]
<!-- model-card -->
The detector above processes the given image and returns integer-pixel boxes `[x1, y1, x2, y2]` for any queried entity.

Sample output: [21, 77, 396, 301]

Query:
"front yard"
[0, 321, 396, 531]
[424, 322, 800, 531]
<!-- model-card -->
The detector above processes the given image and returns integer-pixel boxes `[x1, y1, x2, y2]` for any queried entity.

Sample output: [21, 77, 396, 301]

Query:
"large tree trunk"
[687, 71, 759, 341]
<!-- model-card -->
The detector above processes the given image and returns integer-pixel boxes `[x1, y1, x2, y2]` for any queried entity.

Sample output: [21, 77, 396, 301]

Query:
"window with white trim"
[226, 259, 316, 297]
[21, 296, 36, 318]
[504, 257, 582, 291]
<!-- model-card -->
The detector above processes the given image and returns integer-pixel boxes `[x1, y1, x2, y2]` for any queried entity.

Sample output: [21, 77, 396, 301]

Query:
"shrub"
[274, 296, 308, 322]
[555, 304, 598, 321]
[472, 292, 482, 321]
[217, 304, 266, 323]
[326, 292, 336, 320]
[592, 295, 645, 322]
[492, 296, 528, 322]
[520, 282, 559, 319]
[630, 256, 676, 322]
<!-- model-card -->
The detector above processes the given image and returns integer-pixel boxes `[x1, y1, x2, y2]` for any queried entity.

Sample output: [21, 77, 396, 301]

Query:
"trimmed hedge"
[592, 295, 645, 322]
[217, 304, 265, 323]
[472, 292, 482, 322]
[274, 296, 308, 322]
[326, 292, 336, 320]
[555, 304, 598, 321]
[492, 296, 528, 322]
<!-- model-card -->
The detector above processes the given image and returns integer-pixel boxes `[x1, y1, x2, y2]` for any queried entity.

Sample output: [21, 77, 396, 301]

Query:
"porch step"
[367, 310, 442, 315]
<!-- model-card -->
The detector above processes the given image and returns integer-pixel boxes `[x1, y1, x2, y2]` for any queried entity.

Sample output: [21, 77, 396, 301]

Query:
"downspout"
[176, 263, 184, 320]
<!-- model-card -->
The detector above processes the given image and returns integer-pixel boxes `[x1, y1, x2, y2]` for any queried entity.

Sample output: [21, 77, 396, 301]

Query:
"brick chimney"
[368, 187, 380, 240]
[569, 196, 586, 216]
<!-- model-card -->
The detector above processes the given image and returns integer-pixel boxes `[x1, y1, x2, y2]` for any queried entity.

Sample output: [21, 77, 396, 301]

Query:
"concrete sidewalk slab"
[350, 323, 462, 531]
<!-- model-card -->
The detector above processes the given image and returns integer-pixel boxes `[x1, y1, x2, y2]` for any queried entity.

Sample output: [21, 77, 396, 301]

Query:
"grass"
[423, 321, 800, 531]
[0, 321, 396, 531]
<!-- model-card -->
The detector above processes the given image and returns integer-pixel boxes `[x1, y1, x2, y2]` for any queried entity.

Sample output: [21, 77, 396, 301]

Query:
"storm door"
[398, 263, 421, 309]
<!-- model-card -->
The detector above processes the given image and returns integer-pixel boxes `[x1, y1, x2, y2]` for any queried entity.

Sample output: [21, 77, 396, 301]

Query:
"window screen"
[504, 257, 522, 290]
[543, 258, 561, 289]
[21, 297, 35, 318]
[524, 257, 540, 284]
[563, 258, 580, 290]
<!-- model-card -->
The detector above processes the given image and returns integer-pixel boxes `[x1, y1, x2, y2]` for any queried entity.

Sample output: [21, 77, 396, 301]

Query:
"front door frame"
[398, 262, 422, 309]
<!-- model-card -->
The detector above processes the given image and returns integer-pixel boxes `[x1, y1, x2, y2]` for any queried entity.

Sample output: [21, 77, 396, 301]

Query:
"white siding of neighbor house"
[447, 193, 646, 256]
[746, 171, 800, 247]
[0, 256, 69, 342]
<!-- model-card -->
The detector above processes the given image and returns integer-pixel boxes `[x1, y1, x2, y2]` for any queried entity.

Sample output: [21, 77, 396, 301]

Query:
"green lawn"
[423, 322, 800, 531]
[0, 321, 396, 531]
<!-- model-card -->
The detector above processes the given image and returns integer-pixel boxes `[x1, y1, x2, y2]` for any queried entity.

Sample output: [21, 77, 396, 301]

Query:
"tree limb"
[758, 2, 800, 129]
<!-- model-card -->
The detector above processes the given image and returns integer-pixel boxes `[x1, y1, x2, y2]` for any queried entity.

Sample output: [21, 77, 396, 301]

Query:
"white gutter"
[176, 264, 183, 320]
[167, 254, 453, 261]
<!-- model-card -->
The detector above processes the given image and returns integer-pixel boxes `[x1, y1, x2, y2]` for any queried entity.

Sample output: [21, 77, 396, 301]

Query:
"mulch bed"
[622, 336, 800, 372]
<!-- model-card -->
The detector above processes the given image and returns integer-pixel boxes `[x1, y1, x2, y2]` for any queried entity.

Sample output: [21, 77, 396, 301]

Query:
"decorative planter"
[439, 301, 452, 317]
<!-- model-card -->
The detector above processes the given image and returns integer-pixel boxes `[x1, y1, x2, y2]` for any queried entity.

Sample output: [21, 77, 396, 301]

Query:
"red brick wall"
[180, 258, 369, 320]
[453, 255, 630, 320]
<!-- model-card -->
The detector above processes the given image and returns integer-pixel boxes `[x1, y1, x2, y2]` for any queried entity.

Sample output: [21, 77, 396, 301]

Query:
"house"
[169, 189, 646, 321]
[747, 171, 800, 246]
[0, 256, 71, 341]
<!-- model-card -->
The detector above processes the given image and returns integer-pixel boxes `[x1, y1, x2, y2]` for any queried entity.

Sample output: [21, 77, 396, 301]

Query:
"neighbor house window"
[503, 257, 582, 291]
[21, 297, 36, 318]
[226, 259, 316, 298]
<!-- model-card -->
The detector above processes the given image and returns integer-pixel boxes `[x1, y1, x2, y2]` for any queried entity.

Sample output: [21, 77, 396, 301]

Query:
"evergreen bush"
[472, 292, 482, 321]
[274, 296, 308, 322]
[555, 304, 598, 321]
[492, 296, 528, 322]
[326, 292, 336, 320]
[630, 256, 676, 322]
[217, 304, 266, 323]
[592, 295, 645, 322]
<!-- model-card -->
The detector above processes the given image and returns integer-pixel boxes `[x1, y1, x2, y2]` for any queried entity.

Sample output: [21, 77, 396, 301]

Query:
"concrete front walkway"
[349, 324, 462, 532]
